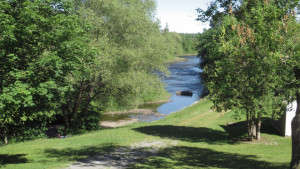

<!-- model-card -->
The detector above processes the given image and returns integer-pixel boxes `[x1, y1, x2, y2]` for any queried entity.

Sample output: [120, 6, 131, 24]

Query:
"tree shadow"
[129, 146, 288, 169]
[260, 118, 282, 135]
[0, 154, 28, 165]
[44, 144, 117, 162]
[44, 144, 160, 168]
[134, 125, 236, 144]
[221, 118, 281, 141]
[221, 121, 248, 141]
[44, 144, 288, 169]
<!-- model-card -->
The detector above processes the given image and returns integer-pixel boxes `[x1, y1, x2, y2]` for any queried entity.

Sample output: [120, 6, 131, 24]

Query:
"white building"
[273, 101, 297, 137]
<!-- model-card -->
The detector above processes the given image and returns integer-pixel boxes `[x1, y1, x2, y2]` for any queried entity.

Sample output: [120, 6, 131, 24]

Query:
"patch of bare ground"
[230, 136, 279, 146]
[141, 98, 170, 104]
[100, 119, 140, 128]
[66, 140, 178, 169]
[243, 137, 279, 146]
[106, 109, 156, 115]
[100, 109, 166, 128]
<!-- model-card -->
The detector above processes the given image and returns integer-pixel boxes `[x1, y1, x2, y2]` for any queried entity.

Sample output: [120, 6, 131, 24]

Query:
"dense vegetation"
[0, 0, 184, 145]
[161, 25, 199, 55]
[197, 0, 299, 168]
[179, 33, 198, 54]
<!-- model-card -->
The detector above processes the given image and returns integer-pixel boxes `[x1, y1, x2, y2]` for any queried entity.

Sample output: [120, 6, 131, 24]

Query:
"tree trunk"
[83, 85, 94, 121]
[256, 115, 261, 140]
[247, 111, 251, 140]
[291, 67, 300, 169]
[62, 104, 70, 131]
[291, 91, 300, 169]
[251, 116, 256, 140]
[3, 128, 8, 145]
[247, 111, 255, 141]
[71, 82, 86, 121]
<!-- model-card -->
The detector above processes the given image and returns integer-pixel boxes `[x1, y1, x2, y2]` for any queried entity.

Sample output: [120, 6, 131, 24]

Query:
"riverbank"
[167, 54, 198, 63]
[167, 56, 187, 63]
[0, 99, 290, 169]
[100, 109, 167, 128]
[100, 55, 196, 128]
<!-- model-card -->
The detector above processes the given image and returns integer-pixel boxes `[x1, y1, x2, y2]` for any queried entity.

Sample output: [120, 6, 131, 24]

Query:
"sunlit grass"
[0, 99, 291, 169]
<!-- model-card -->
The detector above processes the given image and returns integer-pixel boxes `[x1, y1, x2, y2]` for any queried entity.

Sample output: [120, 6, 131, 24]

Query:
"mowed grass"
[0, 99, 292, 169]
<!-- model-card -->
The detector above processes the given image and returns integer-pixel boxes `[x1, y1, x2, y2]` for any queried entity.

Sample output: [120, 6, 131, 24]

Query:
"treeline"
[0, 0, 182, 144]
[161, 26, 199, 55]
[179, 33, 198, 54]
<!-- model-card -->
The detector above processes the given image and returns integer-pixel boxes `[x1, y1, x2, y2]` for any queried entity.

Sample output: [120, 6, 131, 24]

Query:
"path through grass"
[0, 99, 291, 169]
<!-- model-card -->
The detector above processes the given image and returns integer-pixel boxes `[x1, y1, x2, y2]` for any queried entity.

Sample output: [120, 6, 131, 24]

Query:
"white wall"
[284, 101, 297, 136]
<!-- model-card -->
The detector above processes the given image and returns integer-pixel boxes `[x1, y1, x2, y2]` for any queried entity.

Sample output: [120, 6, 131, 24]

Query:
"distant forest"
[179, 33, 198, 55]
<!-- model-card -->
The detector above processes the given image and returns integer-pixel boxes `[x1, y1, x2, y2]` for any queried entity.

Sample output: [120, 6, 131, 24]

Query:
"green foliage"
[180, 33, 198, 54]
[6, 120, 48, 143]
[197, 0, 300, 141]
[71, 0, 179, 112]
[163, 31, 184, 56]
[0, 0, 182, 143]
[0, 0, 94, 143]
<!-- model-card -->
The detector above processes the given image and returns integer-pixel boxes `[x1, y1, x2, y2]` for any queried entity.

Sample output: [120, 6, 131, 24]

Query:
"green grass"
[0, 99, 291, 169]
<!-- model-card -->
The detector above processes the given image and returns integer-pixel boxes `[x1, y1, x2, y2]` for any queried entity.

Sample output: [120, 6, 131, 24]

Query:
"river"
[136, 55, 205, 121]
[101, 56, 205, 123]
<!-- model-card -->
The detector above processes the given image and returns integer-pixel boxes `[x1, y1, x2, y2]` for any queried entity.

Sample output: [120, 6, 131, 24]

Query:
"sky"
[155, 0, 212, 33]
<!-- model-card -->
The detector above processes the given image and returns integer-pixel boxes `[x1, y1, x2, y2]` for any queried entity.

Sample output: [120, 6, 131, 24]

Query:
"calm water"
[135, 56, 205, 122]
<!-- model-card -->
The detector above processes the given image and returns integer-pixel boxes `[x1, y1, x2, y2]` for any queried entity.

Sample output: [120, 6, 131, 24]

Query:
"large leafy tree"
[0, 0, 184, 144]
[48, 0, 183, 132]
[197, 0, 300, 168]
[0, 0, 94, 143]
[72, 0, 178, 111]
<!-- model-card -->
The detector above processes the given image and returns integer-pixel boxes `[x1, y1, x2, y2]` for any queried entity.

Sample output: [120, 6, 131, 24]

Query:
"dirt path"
[66, 140, 178, 169]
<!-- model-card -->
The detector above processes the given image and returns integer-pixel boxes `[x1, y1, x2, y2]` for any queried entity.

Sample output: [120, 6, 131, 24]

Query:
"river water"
[102, 56, 205, 122]
[136, 56, 205, 121]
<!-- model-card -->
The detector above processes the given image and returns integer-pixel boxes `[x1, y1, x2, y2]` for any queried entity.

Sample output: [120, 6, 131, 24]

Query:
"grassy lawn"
[0, 99, 291, 169]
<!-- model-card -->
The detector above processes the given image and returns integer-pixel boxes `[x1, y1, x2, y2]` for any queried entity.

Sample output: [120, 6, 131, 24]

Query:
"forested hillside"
[0, 0, 183, 144]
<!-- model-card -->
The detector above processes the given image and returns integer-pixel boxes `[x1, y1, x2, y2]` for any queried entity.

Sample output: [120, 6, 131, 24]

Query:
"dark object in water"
[176, 91, 193, 96]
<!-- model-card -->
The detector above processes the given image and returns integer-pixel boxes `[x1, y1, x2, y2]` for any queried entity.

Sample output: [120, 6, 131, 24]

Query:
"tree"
[72, 0, 179, 110]
[56, 0, 182, 132]
[197, 0, 300, 168]
[0, 0, 94, 143]
[0, 0, 184, 143]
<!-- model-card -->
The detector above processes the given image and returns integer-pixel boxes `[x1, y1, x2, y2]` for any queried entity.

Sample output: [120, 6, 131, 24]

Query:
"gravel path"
[66, 140, 178, 169]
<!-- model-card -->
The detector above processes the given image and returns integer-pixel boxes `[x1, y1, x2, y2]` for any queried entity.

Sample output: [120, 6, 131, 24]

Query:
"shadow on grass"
[0, 154, 28, 165]
[44, 144, 116, 162]
[44, 144, 159, 168]
[261, 118, 282, 135]
[221, 121, 248, 141]
[221, 118, 281, 141]
[129, 146, 288, 169]
[134, 125, 235, 144]
[44, 144, 288, 169]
